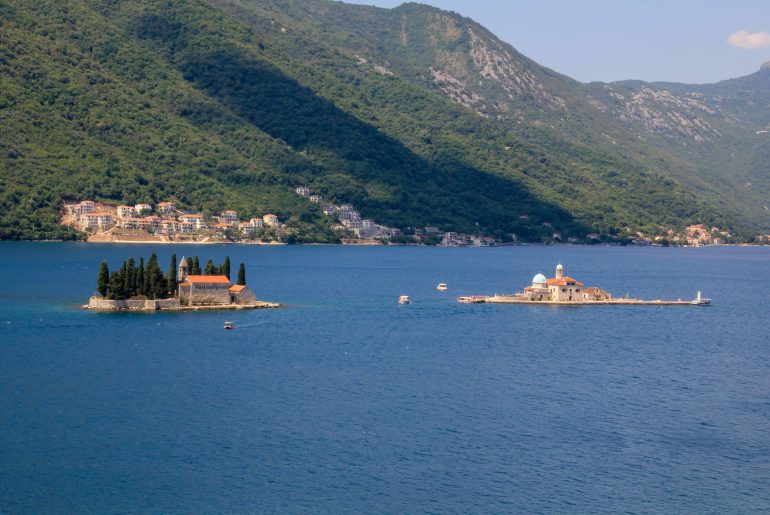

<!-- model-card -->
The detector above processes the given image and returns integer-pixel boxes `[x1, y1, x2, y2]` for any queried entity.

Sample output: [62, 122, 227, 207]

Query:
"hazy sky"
[344, 0, 770, 84]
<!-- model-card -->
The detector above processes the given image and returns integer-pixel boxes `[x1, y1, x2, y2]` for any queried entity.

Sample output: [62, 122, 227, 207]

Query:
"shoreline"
[83, 299, 280, 312]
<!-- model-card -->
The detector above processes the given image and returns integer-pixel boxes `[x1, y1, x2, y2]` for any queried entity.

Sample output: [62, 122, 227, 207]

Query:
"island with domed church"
[84, 254, 279, 311]
[457, 263, 711, 306]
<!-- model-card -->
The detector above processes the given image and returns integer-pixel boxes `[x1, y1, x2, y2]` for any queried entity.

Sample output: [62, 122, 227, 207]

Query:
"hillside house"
[157, 201, 175, 215]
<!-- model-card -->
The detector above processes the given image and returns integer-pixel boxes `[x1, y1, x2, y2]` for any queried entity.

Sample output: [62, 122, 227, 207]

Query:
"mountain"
[0, 0, 764, 242]
[233, 0, 768, 232]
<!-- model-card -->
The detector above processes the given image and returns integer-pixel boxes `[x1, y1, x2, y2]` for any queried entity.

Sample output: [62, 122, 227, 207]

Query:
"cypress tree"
[205, 259, 216, 275]
[122, 260, 131, 298]
[127, 258, 136, 297]
[167, 253, 177, 293]
[155, 263, 166, 299]
[192, 256, 200, 275]
[137, 257, 145, 296]
[146, 254, 157, 297]
[108, 271, 122, 300]
[237, 262, 246, 286]
[97, 261, 109, 297]
[222, 256, 231, 280]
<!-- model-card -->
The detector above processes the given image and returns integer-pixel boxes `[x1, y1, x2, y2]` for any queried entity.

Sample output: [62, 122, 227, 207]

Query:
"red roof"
[185, 275, 230, 284]
[229, 284, 247, 292]
[547, 277, 584, 287]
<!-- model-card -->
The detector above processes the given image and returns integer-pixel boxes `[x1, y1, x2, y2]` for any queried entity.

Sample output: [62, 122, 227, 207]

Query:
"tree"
[137, 257, 145, 296]
[97, 261, 109, 297]
[127, 258, 136, 296]
[146, 253, 165, 299]
[237, 262, 246, 286]
[167, 253, 177, 293]
[222, 256, 231, 280]
[192, 256, 201, 275]
[205, 259, 216, 275]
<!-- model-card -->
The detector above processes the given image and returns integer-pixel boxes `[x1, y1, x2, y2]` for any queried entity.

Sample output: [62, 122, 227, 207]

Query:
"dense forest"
[0, 0, 761, 242]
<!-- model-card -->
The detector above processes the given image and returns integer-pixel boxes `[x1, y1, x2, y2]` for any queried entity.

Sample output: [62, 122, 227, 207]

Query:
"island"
[84, 254, 279, 311]
[458, 263, 710, 306]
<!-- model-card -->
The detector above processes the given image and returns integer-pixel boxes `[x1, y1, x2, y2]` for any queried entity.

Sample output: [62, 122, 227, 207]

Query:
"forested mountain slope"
[231, 0, 768, 232]
[0, 0, 758, 241]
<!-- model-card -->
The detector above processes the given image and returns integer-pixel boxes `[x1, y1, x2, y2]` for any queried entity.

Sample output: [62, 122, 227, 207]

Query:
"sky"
[344, 0, 770, 84]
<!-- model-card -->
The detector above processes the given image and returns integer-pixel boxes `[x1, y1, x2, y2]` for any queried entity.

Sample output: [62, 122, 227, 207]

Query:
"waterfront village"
[85, 254, 278, 311]
[62, 188, 746, 246]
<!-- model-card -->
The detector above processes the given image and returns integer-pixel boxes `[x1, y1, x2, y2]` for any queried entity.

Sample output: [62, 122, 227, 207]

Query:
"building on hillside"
[117, 205, 136, 219]
[179, 213, 206, 230]
[79, 212, 115, 232]
[248, 217, 264, 228]
[118, 218, 143, 230]
[296, 186, 310, 197]
[75, 200, 96, 215]
[309, 195, 322, 203]
[221, 210, 238, 223]
[425, 227, 440, 234]
[157, 201, 176, 215]
[134, 203, 152, 214]
[685, 224, 713, 245]
[263, 214, 279, 227]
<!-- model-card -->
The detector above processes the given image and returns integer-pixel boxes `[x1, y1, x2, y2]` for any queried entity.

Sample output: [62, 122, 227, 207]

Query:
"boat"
[691, 291, 711, 306]
[436, 283, 448, 291]
[398, 295, 411, 304]
[224, 321, 234, 330]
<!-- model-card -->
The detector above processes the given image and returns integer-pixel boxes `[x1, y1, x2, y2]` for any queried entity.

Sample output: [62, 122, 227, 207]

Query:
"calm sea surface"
[1, 242, 769, 512]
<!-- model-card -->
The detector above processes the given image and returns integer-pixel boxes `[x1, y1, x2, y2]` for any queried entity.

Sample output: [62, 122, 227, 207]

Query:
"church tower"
[556, 262, 564, 279]
[178, 256, 188, 282]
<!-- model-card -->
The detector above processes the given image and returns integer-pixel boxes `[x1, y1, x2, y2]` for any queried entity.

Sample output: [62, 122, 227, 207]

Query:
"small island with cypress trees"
[84, 254, 279, 311]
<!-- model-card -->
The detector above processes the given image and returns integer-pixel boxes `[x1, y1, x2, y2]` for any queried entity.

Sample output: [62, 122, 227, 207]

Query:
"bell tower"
[178, 256, 189, 282]
[556, 262, 564, 279]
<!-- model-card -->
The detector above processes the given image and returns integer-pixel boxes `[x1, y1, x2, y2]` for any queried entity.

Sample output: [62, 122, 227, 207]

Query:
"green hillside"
[235, 0, 768, 233]
[0, 0, 753, 241]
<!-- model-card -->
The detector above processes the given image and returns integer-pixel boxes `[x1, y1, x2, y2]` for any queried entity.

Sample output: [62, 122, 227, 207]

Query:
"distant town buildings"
[62, 200, 282, 241]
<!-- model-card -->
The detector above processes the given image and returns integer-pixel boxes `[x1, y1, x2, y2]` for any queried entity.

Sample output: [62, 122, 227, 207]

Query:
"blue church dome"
[532, 273, 547, 285]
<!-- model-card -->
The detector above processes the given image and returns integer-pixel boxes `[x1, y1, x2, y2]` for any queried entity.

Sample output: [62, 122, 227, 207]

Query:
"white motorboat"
[436, 283, 448, 291]
[398, 295, 411, 304]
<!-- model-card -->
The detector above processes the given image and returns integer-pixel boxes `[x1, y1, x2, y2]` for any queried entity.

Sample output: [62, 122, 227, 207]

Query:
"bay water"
[1, 243, 769, 512]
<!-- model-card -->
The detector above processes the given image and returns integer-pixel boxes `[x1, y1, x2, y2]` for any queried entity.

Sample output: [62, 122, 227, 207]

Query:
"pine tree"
[97, 261, 109, 297]
[167, 253, 177, 293]
[237, 262, 246, 286]
[205, 259, 216, 275]
[137, 257, 145, 296]
[222, 256, 231, 280]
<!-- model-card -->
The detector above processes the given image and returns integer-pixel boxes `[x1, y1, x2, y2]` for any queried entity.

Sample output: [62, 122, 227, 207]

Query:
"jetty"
[458, 263, 710, 307]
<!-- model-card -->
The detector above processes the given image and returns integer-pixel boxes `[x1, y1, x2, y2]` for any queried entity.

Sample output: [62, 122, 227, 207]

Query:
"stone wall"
[86, 297, 181, 311]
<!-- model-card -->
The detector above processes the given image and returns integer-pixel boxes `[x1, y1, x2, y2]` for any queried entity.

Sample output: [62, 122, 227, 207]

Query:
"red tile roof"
[229, 285, 247, 292]
[546, 277, 584, 287]
[185, 275, 230, 284]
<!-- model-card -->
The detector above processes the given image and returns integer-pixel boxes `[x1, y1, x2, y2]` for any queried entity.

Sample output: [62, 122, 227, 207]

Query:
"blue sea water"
[0, 242, 769, 513]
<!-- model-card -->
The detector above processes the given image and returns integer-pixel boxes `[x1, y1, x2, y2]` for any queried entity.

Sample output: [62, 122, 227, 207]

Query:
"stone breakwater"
[83, 297, 279, 311]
